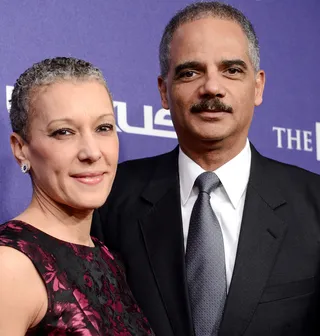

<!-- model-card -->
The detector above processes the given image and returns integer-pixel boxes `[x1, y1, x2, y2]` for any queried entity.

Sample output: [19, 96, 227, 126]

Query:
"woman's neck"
[15, 191, 94, 247]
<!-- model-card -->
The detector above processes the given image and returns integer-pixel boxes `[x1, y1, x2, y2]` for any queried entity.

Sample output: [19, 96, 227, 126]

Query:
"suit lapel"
[139, 147, 194, 336]
[219, 146, 288, 335]
[135, 145, 288, 336]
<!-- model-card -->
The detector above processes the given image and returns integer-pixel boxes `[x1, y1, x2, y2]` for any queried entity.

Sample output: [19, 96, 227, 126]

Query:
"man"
[92, 2, 320, 335]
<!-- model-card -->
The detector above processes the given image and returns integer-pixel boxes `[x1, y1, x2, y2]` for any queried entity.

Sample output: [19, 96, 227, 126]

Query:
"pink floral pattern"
[0, 221, 154, 335]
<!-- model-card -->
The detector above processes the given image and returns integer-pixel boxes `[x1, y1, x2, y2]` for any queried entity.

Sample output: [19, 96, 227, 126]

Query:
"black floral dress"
[0, 220, 154, 336]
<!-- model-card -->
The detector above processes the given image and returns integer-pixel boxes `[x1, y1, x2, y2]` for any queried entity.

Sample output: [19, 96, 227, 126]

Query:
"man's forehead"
[173, 17, 246, 40]
[169, 18, 249, 61]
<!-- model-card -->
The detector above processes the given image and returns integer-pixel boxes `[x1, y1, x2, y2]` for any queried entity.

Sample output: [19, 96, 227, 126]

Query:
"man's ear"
[10, 132, 30, 168]
[158, 76, 169, 110]
[254, 70, 266, 107]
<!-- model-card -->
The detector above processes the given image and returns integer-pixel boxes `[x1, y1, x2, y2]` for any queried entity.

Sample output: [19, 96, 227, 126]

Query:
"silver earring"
[21, 163, 29, 173]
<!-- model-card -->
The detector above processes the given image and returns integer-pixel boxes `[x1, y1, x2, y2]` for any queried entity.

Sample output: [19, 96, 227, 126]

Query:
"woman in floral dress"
[0, 57, 155, 336]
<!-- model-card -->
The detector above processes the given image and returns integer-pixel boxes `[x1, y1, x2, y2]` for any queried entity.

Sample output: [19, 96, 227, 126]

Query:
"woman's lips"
[71, 172, 105, 185]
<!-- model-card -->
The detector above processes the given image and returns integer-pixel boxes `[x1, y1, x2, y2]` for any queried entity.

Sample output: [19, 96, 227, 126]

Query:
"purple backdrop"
[0, 0, 319, 223]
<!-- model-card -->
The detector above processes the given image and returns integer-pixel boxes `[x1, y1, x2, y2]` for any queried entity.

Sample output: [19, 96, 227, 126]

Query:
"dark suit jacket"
[92, 146, 320, 336]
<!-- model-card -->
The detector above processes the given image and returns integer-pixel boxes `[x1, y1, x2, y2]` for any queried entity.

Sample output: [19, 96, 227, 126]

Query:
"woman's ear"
[10, 133, 30, 169]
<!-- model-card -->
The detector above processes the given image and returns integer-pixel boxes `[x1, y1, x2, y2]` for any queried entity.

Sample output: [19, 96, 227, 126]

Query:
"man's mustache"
[190, 98, 233, 113]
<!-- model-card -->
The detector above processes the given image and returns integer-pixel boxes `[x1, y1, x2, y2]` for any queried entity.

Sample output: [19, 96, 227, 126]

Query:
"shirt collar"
[178, 139, 251, 209]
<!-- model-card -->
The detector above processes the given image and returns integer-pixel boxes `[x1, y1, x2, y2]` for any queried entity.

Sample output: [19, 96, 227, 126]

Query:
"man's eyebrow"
[220, 59, 248, 70]
[174, 61, 203, 76]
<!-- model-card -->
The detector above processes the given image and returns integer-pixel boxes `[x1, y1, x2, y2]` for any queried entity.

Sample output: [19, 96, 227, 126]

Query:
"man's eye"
[97, 124, 114, 132]
[179, 70, 196, 78]
[227, 67, 242, 75]
[50, 128, 73, 137]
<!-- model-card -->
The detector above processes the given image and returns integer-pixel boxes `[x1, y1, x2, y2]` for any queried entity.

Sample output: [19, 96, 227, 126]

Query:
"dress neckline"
[7, 219, 101, 250]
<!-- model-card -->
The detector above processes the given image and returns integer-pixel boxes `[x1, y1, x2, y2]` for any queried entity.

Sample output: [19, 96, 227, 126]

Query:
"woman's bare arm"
[0, 246, 47, 335]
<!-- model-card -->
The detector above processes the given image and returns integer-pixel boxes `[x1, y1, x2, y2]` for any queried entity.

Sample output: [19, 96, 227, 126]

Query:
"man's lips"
[194, 110, 231, 118]
[196, 109, 230, 113]
[193, 109, 231, 113]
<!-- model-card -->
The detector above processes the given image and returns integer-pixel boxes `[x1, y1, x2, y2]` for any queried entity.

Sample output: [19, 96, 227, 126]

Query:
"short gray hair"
[159, 1, 260, 77]
[10, 56, 111, 141]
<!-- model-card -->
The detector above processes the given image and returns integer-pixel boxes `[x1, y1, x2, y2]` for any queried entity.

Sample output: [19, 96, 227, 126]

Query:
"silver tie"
[186, 172, 227, 336]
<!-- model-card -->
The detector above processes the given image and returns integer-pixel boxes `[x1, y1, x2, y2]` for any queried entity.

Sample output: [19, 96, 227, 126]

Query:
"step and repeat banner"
[0, 0, 319, 222]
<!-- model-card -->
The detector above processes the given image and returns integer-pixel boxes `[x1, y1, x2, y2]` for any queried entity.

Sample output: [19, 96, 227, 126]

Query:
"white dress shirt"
[179, 140, 251, 291]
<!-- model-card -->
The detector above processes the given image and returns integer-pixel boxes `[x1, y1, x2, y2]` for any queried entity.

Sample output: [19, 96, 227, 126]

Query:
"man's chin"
[200, 134, 226, 141]
[195, 131, 229, 143]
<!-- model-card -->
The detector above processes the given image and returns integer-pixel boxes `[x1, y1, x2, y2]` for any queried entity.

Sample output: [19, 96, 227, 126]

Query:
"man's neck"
[179, 137, 247, 171]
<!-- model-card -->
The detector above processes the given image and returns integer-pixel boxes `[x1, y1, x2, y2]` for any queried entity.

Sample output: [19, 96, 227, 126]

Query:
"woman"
[0, 57, 154, 335]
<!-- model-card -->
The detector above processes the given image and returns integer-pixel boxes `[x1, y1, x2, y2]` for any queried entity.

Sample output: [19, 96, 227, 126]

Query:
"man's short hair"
[159, 1, 260, 78]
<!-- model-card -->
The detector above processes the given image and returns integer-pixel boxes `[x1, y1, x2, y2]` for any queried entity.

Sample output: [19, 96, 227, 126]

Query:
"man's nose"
[199, 72, 226, 98]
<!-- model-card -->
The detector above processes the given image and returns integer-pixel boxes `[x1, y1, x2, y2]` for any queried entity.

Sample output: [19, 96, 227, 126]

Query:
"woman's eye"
[97, 124, 114, 132]
[50, 128, 73, 137]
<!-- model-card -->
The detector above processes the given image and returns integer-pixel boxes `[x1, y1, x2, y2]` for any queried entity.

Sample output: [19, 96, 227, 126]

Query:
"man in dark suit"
[92, 2, 320, 335]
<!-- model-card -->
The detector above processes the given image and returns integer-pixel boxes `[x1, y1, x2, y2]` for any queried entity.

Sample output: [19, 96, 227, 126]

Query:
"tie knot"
[195, 172, 220, 194]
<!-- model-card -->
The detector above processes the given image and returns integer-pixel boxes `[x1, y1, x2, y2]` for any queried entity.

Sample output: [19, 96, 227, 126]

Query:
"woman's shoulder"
[0, 244, 38, 285]
[0, 220, 43, 274]
[0, 219, 30, 238]
[0, 245, 48, 332]
[0, 220, 41, 254]
[0, 241, 43, 286]
[0, 243, 32, 266]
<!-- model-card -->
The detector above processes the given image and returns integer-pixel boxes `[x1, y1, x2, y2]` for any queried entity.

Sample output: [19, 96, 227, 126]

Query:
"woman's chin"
[66, 197, 108, 213]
